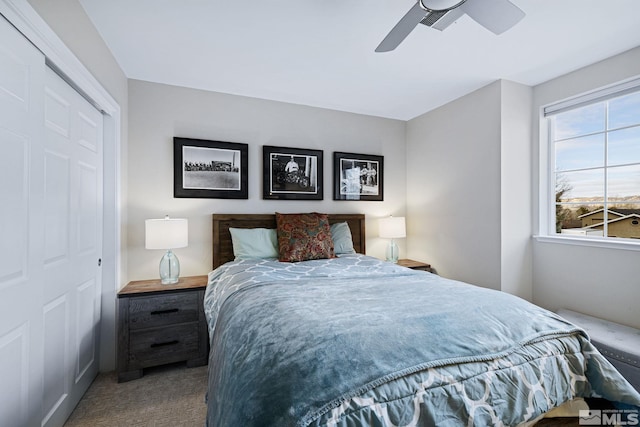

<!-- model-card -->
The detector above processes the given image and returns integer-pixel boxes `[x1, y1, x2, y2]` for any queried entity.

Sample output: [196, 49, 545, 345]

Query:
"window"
[544, 78, 640, 243]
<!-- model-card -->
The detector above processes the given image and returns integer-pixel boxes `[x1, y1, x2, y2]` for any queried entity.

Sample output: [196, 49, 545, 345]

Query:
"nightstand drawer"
[128, 292, 199, 329]
[129, 323, 200, 366]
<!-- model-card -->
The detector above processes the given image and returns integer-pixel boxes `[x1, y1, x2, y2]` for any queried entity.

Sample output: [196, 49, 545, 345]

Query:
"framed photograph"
[333, 152, 383, 201]
[263, 145, 323, 200]
[174, 137, 248, 199]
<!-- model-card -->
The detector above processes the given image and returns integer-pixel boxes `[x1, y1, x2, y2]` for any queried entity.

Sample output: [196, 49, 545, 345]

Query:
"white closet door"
[41, 67, 103, 427]
[0, 15, 104, 427]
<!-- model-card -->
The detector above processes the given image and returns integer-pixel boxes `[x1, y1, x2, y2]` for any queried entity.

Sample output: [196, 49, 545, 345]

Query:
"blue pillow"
[229, 227, 278, 259]
[330, 222, 356, 255]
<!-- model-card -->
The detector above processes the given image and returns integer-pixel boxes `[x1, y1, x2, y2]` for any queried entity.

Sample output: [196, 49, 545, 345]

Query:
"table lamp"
[378, 216, 406, 263]
[145, 216, 188, 284]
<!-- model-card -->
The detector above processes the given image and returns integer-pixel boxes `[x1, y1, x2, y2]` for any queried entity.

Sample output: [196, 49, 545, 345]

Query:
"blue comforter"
[204, 255, 640, 426]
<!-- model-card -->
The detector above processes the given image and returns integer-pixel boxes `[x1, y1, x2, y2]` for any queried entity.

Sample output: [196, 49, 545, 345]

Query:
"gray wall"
[127, 80, 407, 281]
[406, 80, 533, 298]
[406, 81, 504, 291]
[500, 81, 533, 299]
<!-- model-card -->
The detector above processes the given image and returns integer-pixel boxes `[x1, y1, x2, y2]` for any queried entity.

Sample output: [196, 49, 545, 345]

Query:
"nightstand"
[397, 258, 434, 273]
[117, 275, 209, 382]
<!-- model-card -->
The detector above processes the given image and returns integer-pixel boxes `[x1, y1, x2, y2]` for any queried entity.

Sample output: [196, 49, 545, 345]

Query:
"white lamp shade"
[145, 217, 188, 249]
[378, 216, 406, 239]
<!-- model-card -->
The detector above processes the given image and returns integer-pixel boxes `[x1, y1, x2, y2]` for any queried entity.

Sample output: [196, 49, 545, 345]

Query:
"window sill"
[534, 235, 640, 251]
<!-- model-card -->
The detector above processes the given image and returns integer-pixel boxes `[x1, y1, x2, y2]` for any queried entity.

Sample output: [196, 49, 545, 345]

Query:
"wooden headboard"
[212, 213, 366, 269]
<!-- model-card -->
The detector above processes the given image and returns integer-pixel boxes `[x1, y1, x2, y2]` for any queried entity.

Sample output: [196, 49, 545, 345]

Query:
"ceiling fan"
[376, 0, 525, 52]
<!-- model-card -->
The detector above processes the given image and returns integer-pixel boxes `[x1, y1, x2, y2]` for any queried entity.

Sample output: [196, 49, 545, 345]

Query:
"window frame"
[536, 76, 640, 251]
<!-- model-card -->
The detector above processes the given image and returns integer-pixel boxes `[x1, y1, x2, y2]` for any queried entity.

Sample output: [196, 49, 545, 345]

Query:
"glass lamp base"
[159, 249, 180, 285]
[385, 240, 399, 263]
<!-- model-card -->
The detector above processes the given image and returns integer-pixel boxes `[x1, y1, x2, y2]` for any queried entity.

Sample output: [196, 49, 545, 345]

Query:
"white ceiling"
[79, 0, 640, 121]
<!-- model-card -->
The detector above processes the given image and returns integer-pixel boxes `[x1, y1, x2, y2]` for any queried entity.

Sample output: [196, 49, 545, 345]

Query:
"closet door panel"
[44, 150, 71, 266]
[42, 67, 104, 427]
[0, 128, 29, 287]
[42, 296, 69, 427]
[76, 278, 97, 381]
[0, 324, 30, 427]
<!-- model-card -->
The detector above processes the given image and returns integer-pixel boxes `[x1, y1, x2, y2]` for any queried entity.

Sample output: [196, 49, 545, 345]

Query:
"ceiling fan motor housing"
[419, 0, 468, 12]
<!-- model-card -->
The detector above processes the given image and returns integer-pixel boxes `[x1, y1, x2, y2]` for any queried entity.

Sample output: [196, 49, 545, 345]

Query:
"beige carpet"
[64, 363, 208, 427]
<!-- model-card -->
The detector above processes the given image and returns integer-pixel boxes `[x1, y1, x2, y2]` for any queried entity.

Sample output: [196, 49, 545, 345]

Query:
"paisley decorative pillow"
[275, 212, 335, 262]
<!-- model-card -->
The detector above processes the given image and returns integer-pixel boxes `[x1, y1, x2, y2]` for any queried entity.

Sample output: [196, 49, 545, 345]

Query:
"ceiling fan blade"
[430, 7, 464, 31]
[460, 0, 525, 34]
[375, 2, 427, 52]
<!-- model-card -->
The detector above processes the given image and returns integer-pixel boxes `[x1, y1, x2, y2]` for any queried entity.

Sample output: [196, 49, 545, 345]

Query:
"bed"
[204, 213, 640, 426]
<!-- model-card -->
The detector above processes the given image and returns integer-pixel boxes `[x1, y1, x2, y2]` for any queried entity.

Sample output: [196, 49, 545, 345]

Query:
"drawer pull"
[150, 340, 179, 348]
[150, 308, 179, 315]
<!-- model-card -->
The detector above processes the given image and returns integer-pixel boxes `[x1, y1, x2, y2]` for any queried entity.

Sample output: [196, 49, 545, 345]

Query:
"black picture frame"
[262, 145, 323, 200]
[174, 137, 248, 199]
[333, 152, 384, 201]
